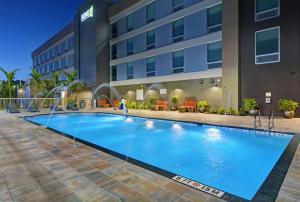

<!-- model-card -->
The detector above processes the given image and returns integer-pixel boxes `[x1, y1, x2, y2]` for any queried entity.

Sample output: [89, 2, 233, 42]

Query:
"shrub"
[172, 96, 179, 106]
[239, 107, 247, 116]
[197, 101, 208, 108]
[243, 98, 257, 112]
[218, 107, 225, 115]
[127, 101, 137, 109]
[208, 108, 218, 114]
[278, 99, 299, 112]
[149, 96, 157, 106]
[226, 107, 236, 115]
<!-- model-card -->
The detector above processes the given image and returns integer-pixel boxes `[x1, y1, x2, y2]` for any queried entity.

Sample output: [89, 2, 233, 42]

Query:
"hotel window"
[146, 30, 155, 50]
[54, 46, 58, 57]
[146, 57, 155, 77]
[255, 0, 279, 22]
[111, 44, 117, 60]
[173, 50, 184, 73]
[58, 44, 62, 55]
[60, 57, 67, 68]
[49, 49, 53, 59]
[255, 27, 280, 64]
[173, 18, 184, 43]
[111, 22, 118, 38]
[172, 0, 184, 12]
[127, 38, 134, 56]
[40, 55, 44, 64]
[127, 14, 134, 32]
[68, 36, 74, 49]
[49, 62, 54, 71]
[207, 41, 222, 69]
[44, 52, 48, 61]
[54, 60, 59, 70]
[68, 54, 74, 66]
[146, 2, 156, 23]
[207, 4, 222, 33]
[64, 41, 68, 52]
[127, 63, 134, 79]
[111, 65, 117, 81]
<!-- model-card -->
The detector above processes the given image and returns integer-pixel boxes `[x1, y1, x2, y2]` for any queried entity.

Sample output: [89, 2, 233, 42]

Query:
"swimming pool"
[27, 113, 292, 200]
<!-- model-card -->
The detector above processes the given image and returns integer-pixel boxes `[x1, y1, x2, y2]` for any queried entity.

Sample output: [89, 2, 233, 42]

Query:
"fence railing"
[0, 98, 94, 112]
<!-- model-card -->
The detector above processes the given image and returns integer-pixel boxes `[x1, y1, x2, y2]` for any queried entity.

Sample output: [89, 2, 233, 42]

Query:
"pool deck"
[0, 109, 299, 201]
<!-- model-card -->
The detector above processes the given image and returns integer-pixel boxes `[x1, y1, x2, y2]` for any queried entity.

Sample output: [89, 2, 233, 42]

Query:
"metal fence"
[0, 98, 94, 112]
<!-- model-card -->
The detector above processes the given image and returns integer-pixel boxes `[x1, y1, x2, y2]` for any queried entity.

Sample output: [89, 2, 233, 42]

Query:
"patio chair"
[180, 100, 197, 112]
[97, 99, 110, 108]
[6, 104, 20, 113]
[155, 100, 168, 111]
[27, 105, 39, 112]
[50, 105, 64, 112]
[66, 103, 79, 111]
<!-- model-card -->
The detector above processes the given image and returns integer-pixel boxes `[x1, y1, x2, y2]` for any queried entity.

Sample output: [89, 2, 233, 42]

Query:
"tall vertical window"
[68, 36, 74, 49]
[127, 63, 134, 79]
[68, 54, 74, 66]
[64, 41, 68, 52]
[207, 41, 222, 69]
[146, 30, 155, 50]
[146, 2, 156, 23]
[173, 50, 184, 73]
[255, 0, 279, 21]
[111, 65, 117, 81]
[127, 14, 134, 32]
[54, 60, 59, 70]
[127, 38, 134, 56]
[54, 45, 58, 56]
[60, 58, 67, 69]
[111, 22, 118, 38]
[255, 27, 280, 64]
[173, 18, 184, 42]
[111, 44, 117, 60]
[146, 57, 155, 77]
[207, 4, 222, 33]
[49, 49, 53, 59]
[172, 0, 184, 12]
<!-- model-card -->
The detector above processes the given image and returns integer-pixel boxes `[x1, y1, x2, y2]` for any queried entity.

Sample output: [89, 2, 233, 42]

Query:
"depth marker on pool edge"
[172, 175, 225, 198]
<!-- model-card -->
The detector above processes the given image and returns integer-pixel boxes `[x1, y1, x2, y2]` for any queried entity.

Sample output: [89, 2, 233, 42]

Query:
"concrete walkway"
[0, 109, 299, 201]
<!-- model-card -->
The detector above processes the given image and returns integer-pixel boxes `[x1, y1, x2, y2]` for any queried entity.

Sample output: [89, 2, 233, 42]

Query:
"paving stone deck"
[0, 109, 299, 201]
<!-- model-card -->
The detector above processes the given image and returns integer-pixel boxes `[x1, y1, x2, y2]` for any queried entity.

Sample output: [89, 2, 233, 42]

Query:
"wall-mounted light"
[216, 78, 221, 83]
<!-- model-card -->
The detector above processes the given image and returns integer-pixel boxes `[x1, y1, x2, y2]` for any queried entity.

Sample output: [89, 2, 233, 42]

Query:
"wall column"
[222, 0, 240, 111]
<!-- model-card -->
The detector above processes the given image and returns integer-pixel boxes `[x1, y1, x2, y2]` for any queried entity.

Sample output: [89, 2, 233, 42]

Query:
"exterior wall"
[239, 0, 300, 116]
[113, 79, 223, 108]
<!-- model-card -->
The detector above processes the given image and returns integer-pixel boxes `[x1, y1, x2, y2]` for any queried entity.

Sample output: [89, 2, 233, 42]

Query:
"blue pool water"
[27, 113, 292, 200]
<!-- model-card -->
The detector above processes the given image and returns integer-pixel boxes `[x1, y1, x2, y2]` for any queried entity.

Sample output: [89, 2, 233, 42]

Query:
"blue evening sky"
[0, 0, 82, 81]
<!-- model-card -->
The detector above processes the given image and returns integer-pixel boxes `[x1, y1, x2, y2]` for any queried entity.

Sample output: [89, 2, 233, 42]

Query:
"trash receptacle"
[79, 100, 85, 109]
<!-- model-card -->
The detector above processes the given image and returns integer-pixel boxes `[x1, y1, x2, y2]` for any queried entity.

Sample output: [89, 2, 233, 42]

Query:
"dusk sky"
[0, 0, 82, 81]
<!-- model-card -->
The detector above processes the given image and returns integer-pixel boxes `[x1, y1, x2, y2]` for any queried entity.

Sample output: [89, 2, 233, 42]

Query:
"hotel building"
[31, 0, 300, 116]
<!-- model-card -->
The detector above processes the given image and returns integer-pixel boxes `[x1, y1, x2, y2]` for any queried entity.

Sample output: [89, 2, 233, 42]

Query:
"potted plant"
[278, 99, 299, 119]
[197, 101, 208, 113]
[243, 98, 258, 116]
[171, 96, 179, 111]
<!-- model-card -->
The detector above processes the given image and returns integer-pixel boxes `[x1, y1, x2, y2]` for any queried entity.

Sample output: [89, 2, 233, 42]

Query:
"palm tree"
[63, 69, 84, 92]
[51, 70, 63, 87]
[0, 67, 18, 99]
[29, 68, 43, 98]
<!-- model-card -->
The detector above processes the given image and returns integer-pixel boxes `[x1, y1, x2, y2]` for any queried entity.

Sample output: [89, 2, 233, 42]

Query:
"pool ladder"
[268, 110, 275, 132]
[253, 110, 275, 132]
[253, 111, 261, 130]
